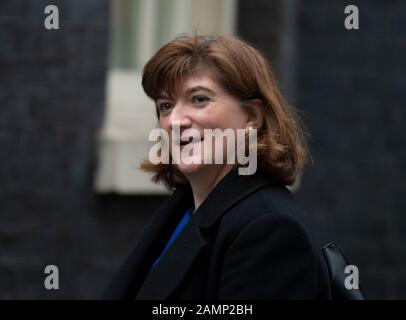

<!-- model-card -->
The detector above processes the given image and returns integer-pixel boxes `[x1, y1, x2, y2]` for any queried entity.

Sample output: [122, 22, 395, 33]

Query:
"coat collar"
[194, 166, 276, 229]
[114, 167, 276, 300]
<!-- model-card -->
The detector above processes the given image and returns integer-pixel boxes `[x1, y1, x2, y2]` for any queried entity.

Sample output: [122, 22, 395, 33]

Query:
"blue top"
[149, 207, 194, 273]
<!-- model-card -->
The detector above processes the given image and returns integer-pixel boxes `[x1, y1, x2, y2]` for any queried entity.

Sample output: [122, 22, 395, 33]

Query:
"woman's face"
[156, 69, 250, 176]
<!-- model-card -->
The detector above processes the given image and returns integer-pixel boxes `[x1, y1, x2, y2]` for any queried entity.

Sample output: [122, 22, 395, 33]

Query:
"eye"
[158, 102, 174, 113]
[191, 95, 209, 105]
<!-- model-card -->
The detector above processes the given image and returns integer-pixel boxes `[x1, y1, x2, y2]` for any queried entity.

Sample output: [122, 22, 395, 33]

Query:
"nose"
[168, 102, 192, 132]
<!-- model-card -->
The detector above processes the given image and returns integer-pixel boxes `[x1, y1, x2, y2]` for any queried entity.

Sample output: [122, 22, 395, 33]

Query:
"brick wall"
[293, 0, 406, 299]
[0, 0, 168, 299]
[238, 0, 406, 299]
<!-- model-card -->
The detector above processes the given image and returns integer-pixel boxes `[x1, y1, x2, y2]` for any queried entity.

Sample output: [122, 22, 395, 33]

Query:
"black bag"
[322, 242, 365, 300]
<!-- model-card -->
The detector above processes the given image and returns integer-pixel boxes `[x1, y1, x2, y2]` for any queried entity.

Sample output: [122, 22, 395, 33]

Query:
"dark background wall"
[0, 0, 405, 299]
[239, 0, 406, 299]
[0, 0, 165, 299]
[294, 0, 406, 299]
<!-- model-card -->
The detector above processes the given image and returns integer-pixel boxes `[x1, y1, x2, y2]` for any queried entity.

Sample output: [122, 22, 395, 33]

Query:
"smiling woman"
[147, 69, 258, 177]
[103, 35, 332, 300]
[140, 35, 309, 191]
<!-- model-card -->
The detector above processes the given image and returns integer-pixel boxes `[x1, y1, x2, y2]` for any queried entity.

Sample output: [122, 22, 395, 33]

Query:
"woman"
[103, 35, 331, 300]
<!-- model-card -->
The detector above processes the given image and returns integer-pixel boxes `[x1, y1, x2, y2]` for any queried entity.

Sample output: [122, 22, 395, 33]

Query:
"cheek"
[194, 112, 219, 129]
[157, 120, 171, 146]
[191, 104, 247, 130]
[211, 104, 247, 129]
[158, 119, 170, 132]
[212, 114, 247, 130]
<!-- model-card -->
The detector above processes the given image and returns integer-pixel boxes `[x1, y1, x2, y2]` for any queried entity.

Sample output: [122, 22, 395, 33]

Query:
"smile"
[179, 138, 204, 147]
[148, 123, 258, 175]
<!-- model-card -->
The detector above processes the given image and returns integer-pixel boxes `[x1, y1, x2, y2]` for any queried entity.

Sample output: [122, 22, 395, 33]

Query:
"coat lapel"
[103, 184, 194, 299]
[135, 215, 206, 299]
[107, 167, 275, 300]
[135, 167, 275, 299]
[194, 167, 275, 229]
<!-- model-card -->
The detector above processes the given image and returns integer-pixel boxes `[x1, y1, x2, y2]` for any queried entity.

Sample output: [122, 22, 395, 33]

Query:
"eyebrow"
[184, 86, 216, 96]
[156, 86, 215, 100]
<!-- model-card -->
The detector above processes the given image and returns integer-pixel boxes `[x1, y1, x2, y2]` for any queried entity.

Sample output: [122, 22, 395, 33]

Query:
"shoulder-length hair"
[139, 34, 310, 190]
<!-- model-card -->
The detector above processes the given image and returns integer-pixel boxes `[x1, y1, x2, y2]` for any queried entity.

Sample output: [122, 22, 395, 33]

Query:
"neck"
[185, 164, 234, 211]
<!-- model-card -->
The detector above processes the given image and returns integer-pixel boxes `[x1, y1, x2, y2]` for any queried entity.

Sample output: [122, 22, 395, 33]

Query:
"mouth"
[179, 137, 204, 147]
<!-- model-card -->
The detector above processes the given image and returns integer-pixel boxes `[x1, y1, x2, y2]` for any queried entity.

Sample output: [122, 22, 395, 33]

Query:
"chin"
[176, 162, 206, 176]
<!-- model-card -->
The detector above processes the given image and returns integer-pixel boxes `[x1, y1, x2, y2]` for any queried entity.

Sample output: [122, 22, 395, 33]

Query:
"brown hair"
[139, 34, 310, 190]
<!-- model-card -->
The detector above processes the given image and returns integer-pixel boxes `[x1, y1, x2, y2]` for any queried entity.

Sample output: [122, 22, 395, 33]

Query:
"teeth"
[180, 137, 203, 142]
[179, 138, 203, 145]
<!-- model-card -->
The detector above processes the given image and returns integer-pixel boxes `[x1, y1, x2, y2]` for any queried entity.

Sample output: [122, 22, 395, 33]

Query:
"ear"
[245, 98, 264, 130]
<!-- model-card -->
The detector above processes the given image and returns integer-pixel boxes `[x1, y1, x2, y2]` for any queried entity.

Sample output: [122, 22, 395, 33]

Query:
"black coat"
[103, 167, 332, 300]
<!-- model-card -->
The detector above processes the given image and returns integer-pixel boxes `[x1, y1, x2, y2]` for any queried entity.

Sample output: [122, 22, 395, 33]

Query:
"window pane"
[157, 0, 173, 48]
[109, 0, 138, 69]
